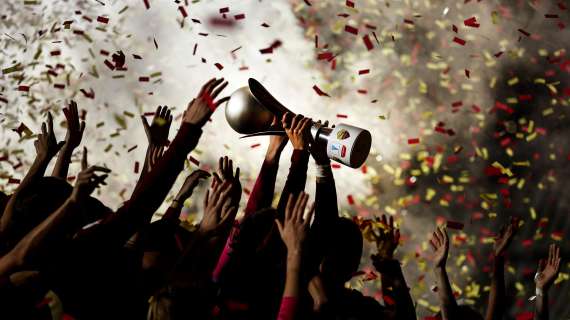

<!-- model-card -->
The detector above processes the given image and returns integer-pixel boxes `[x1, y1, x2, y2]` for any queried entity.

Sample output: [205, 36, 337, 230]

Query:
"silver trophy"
[225, 78, 371, 168]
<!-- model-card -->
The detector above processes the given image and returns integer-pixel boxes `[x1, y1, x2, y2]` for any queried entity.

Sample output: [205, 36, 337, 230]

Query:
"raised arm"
[75, 78, 229, 249]
[372, 215, 416, 320]
[276, 193, 315, 320]
[533, 244, 561, 320]
[0, 113, 64, 239]
[429, 226, 456, 320]
[139, 105, 172, 181]
[212, 128, 287, 281]
[162, 169, 210, 221]
[51, 101, 85, 179]
[310, 120, 338, 230]
[244, 117, 288, 215]
[485, 218, 519, 320]
[276, 113, 312, 216]
[0, 154, 109, 277]
[170, 174, 240, 288]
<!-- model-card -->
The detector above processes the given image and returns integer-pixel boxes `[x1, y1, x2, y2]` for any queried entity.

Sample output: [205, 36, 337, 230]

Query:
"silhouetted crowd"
[0, 78, 563, 320]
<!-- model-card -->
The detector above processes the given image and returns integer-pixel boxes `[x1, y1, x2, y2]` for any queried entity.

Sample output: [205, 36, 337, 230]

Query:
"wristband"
[315, 164, 332, 178]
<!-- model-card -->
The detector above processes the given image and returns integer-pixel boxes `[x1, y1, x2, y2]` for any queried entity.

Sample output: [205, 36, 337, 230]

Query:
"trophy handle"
[248, 78, 291, 117]
[239, 130, 287, 138]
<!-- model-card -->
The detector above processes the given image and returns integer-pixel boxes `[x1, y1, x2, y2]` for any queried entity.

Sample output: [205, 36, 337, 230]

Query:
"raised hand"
[275, 192, 315, 254]
[62, 100, 85, 150]
[199, 181, 238, 236]
[70, 148, 110, 202]
[174, 169, 210, 202]
[535, 244, 561, 290]
[266, 116, 288, 161]
[310, 120, 330, 164]
[183, 78, 230, 127]
[212, 156, 241, 206]
[34, 112, 65, 161]
[282, 112, 312, 151]
[429, 226, 449, 269]
[141, 105, 172, 147]
[372, 214, 401, 260]
[493, 217, 519, 257]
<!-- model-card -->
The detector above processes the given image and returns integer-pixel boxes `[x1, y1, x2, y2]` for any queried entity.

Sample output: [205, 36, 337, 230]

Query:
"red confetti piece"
[336, 114, 348, 118]
[97, 16, 109, 24]
[452, 37, 466, 45]
[403, 19, 414, 25]
[362, 34, 374, 50]
[8, 178, 20, 184]
[346, 0, 354, 8]
[261, 22, 270, 28]
[463, 16, 480, 28]
[465, 69, 470, 78]
[347, 195, 355, 205]
[518, 29, 530, 37]
[143, 0, 150, 10]
[214, 63, 224, 70]
[219, 7, 229, 13]
[134, 161, 139, 173]
[189, 156, 200, 166]
[234, 13, 245, 20]
[250, 143, 261, 149]
[452, 25, 458, 33]
[178, 6, 188, 18]
[312, 85, 330, 97]
[407, 138, 420, 145]
[318, 52, 333, 60]
[345, 25, 358, 35]
[304, 0, 312, 6]
[358, 69, 370, 75]
[50, 50, 61, 56]
[80, 88, 95, 99]
[139, 76, 149, 82]
[18, 85, 29, 92]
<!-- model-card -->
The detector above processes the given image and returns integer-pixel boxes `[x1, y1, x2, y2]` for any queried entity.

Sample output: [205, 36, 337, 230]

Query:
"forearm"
[377, 259, 416, 319]
[485, 256, 505, 320]
[534, 292, 548, 320]
[244, 155, 280, 216]
[277, 150, 309, 215]
[314, 162, 338, 228]
[51, 145, 74, 179]
[434, 266, 457, 319]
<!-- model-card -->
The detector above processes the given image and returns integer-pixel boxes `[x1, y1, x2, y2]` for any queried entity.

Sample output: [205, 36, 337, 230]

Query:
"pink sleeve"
[277, 296, 298, 320]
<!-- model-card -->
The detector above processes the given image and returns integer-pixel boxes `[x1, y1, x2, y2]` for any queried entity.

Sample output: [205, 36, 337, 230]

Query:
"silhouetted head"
[4, 177, 110, 251]
[5, 177, 72, 249]
[320, 217, 363, 284]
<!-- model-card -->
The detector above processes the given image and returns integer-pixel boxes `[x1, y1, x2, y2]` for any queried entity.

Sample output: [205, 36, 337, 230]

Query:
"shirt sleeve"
[276, 296, 298, 320]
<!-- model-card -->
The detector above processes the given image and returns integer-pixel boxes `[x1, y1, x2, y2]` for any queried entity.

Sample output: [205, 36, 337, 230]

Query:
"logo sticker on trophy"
[224, 78, 372, 168]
